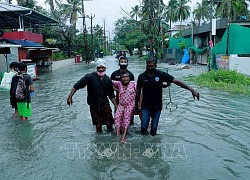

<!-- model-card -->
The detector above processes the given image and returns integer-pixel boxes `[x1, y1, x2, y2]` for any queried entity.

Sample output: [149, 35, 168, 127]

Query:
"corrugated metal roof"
[0, 3, 58, 29]
[0, 3, 30, 12]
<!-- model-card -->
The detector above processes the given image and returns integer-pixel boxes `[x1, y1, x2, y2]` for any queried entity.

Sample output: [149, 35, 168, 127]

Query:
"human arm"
[173, 78, 200, 101]
[110, 97, 118, 112]
[67, 87, 77, 106]
[29, 84, 34, 92]
[112, 80, 120, 90]
[134, 75, 142, 111]
[67, 74, 89, 106]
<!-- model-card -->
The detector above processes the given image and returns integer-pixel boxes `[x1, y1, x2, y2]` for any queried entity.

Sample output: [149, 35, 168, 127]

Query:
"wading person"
[9, 62, 19, 118]
[110, 56, 134, 81]
[67, 59, 118, 133]
[135, 57, 200, 136]
[111, 56, 135, 124]
[112, 73, 136, 142]
[11, 62, 34, 121]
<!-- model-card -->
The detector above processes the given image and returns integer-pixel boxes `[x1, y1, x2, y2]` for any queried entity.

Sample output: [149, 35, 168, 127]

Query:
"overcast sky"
[77, 0, 140, 35]
[12, 0, 198, 35]
[78, 0, 198, 34]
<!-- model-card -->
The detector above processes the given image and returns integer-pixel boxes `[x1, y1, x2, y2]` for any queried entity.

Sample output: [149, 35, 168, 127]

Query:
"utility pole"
[81, 0, 87, 64]
[86, 14, 95, 61]
[81, 0, 92, 64]
[103, 18, 106, 56]
[90, 14, 95, 61]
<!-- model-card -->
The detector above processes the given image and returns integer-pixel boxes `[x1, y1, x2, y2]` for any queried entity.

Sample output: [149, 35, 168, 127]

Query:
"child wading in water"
[112, 73, 136, 142]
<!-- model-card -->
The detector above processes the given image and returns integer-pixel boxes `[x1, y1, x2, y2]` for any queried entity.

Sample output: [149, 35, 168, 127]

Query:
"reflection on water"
[0, 56, 249, 179]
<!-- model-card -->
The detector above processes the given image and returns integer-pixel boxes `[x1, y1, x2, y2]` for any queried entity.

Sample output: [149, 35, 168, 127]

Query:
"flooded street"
[0, 56, 249, 180]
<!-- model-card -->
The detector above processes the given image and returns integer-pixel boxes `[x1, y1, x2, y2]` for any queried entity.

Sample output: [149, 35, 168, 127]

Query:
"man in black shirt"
[110, 56, 134, 81]
[67, 59, 118, 133]
[135, 57, 200, 136]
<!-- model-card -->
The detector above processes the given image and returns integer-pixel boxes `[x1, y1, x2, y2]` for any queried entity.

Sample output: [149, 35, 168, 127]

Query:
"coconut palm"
[16, 0, 36, 8]
[216, 0, 248, 21]
[164, 0, 178, 29]
[140, 0, 164, 57]
[175, 0, 191, 27]
[130, 5, 142, 21]
[193, 0, 210, 26]
[60, 0, 82, 29]
[45, 0, 60, 13]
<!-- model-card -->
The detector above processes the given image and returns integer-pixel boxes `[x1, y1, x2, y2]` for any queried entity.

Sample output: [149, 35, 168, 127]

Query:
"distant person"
[11, 62, 34, 121]
[67, 59, 118, 133]
[115, 51, 122, 59]
[9, 62, 19, 118]
[111, 56, 135, 124]
[135, 57, 200, 136]
[122, 51, 126, 57]
[112, 72, 136, 142]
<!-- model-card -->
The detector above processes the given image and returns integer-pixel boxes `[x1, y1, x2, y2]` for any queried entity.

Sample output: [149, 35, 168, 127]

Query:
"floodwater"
[0, 56, 249, 180]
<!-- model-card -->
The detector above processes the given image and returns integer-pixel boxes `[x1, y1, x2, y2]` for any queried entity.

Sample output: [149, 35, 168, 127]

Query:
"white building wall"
[229, 56, 250, 76]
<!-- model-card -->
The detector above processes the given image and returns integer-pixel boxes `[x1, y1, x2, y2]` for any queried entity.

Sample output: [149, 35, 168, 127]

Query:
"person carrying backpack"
[11, 62, 34, 121]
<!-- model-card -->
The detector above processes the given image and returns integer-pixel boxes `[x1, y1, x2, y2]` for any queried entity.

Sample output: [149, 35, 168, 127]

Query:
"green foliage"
[178, 41, 186, 52]
[188, 70, 250, 95]
[52, 52, 67, 61]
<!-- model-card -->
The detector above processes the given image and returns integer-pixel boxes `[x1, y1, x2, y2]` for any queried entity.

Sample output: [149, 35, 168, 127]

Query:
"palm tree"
[175, 0, 191, 29]
[16, 0, 36, 8]
[193, 0, 210, 26]
[130, 5, 141, 21]
[216, 0, 248, 21]
[45, 0, 60, 13]
[140, 0, 164, 57]
[164, 0, 178, 29]
[60, 0, 82, 29]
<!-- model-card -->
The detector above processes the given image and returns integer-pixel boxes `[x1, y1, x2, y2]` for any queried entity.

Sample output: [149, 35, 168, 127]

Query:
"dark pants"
[141, 108, 161, 136]
[90, 105, 114, 133]
[10, 96, 17, 109]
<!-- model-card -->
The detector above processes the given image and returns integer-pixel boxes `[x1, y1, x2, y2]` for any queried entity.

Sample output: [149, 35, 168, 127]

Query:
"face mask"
[119, 62, 128, 70]
[147, 68, 155, 74]
[97, 71, 106, 77]
[120, 65, 128, 70]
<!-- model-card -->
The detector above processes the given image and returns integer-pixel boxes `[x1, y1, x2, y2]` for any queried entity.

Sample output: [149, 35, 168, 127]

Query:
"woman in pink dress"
[112, 73, 136, 142]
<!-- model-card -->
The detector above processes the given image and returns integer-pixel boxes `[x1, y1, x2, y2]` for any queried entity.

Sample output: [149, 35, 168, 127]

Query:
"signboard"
[216, 55, 229, 70]
[212, 19, 216, 36]
[27, 63, 37, 78]
[0, 71, 15, 90]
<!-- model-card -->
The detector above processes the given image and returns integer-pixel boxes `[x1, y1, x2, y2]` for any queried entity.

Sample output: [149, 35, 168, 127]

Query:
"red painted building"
[1, 31, 43, 43]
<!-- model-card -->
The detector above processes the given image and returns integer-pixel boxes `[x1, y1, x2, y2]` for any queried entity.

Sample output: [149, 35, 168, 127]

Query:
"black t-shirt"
[110, 69, 134, 81]
[74, 72, 115, 108]
[137, 69, 174, 111]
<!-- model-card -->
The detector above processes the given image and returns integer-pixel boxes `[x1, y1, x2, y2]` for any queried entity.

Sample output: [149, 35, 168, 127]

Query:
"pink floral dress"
[112, 81, 136, 128]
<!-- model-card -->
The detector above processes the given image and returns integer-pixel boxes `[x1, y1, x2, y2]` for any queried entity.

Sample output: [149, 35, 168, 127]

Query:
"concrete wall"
[51, 58, 76, 71]
[229, 56, 250, 76]
[216, 54, 250, 75]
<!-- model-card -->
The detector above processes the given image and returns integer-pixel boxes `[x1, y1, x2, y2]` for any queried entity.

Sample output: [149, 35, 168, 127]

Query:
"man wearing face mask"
[111, 56, 134, 81]
[135, 57, 200, 136]
[67, 59, 118, 133]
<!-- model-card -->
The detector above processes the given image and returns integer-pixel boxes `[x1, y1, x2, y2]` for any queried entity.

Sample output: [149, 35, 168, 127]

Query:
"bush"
[52, 52, 67, 61]
[187, 69, 250, 95]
